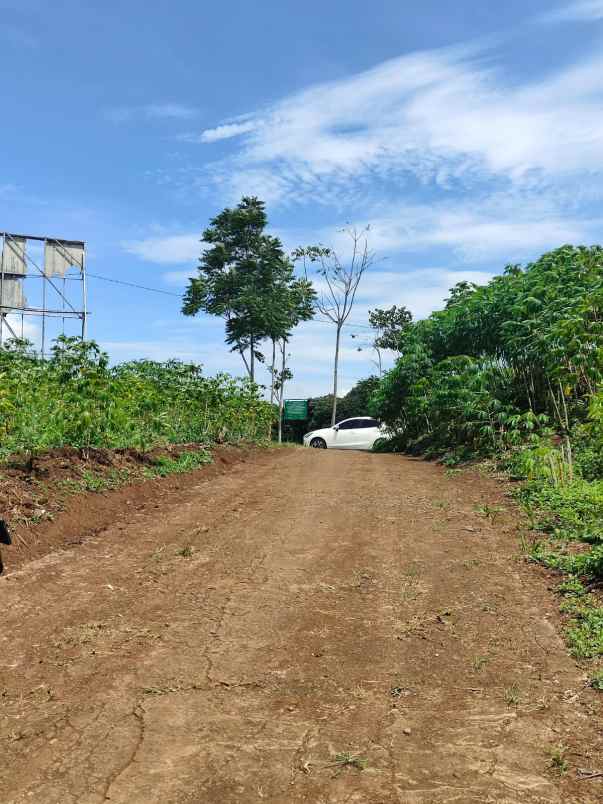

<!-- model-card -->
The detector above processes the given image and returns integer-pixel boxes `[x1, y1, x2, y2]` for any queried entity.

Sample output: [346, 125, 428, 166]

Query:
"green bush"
[370, 245, 603, 459]
[0, 336, 272, 461]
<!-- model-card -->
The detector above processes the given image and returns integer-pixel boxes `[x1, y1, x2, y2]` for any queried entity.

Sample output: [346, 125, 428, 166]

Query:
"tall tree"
[183, 197, 286, 383]
[274, 341, 293, 443]
[368, 305, 413, 352]
[293, 228, 374, 424]
[264, 263, 316, 405]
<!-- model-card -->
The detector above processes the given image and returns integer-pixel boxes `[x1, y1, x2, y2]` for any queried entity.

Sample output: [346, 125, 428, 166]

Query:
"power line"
[87, 271, 374, 330]
[87, 272, 181, 298]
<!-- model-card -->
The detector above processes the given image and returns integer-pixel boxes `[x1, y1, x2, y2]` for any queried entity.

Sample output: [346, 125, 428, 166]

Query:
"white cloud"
[359, 268, 494, 319]
[125, 189, 599, 287]
[162, 269, 196, 285]
[123, 234, 202, 264]
[358, 203, 597, 262]
[308, 267, 493, 321]
[3, 314, 39, 344]
[285, 191, 600, 267]
[538, 1, 603, 22]
[195, 43, 603, 205]
[198, 120, 258, 143]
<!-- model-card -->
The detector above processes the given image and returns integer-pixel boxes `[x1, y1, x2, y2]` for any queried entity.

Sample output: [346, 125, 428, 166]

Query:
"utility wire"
[87, 271, 375, 330]
[87, 272, 181, 298]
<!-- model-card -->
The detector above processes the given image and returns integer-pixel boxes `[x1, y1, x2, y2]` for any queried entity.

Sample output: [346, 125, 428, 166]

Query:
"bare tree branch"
[297, 227, 374, 425]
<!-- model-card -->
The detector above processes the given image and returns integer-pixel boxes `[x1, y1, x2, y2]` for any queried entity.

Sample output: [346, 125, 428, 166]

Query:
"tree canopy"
[183, 196, 315, 383]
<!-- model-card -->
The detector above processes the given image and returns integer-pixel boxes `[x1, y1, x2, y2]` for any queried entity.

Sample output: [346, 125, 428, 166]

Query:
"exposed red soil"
[0, 448, 601, 803]
[0, 444, 253, 573]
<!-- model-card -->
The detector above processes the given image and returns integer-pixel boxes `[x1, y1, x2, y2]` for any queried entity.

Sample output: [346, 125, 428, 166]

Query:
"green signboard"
[283, 399, 308, 421]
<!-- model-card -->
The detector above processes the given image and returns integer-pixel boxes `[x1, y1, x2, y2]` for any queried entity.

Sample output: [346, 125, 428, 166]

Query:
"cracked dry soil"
[0, 448, 601, 803]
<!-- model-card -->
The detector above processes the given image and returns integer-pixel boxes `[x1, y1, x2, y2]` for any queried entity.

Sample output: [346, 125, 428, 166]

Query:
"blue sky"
[2, 0, 603, 396]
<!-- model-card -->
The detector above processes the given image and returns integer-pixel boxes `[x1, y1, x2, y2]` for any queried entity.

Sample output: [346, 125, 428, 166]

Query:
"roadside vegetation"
[182, 196, 316, 420]
[367, 244, 603, 668]
[0, 335, 272, 465]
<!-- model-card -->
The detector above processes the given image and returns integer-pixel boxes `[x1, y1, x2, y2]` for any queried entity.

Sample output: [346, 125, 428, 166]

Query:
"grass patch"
[332, 752, 368, 772]
[561, 595, 603, 658]
[503, 684, 521, 706]
[144, 449, 212, 478]
[515, 467, 603, 662]
[81, 468, 132, 493]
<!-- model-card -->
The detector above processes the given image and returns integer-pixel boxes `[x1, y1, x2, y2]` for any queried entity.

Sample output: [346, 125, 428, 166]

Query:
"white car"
[303, 416, 385, 450]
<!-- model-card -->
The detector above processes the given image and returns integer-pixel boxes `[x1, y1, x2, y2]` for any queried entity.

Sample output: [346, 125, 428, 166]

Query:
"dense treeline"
[369, 245, 603, 660]
[308, 377, 381, 431]
[0, 336, 272, 462]
[371, 245, 602, 465]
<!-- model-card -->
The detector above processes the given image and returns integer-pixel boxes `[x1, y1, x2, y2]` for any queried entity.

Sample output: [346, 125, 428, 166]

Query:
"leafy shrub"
[517, 479, 603, 534]
[0, 336, 272, 461]
[371, 245, 603, 460]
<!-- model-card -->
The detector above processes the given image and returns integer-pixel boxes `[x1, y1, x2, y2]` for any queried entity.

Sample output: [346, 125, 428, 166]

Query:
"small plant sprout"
[472, 656, 488, 672]
[332, 752, 368, 772]
[548, 744, 569, 775]
[590, 670, 603, 691]
[503, 684, 521, 706]
[177, 545, 194, 558]
[475, 503, 505, 521]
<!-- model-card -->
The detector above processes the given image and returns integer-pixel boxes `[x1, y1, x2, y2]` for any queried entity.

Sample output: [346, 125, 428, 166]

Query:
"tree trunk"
[250, 335, 255, 383]
[331, 325, 342, 425]
[238, 346, 251, 379]
[270, 339, 276, 405]
[278, 340, 286, 444]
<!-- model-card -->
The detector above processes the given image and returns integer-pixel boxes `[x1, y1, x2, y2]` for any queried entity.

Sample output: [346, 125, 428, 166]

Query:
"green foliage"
[560, 593, 603, 658]
[371, 245, 603, 456]
[144, 450, 212, 478]
[548, 744, 569, 775]
[306, 376, 381, 431]
[368, 305, 412, 351]
[517, 478, 603, 534]
[183, 196, 315, 382]
[0, 336, 272, 461]
[332, 752, 368, 771]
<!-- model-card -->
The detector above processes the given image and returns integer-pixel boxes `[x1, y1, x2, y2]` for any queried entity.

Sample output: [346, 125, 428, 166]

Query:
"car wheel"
[310, 437, 327, 449]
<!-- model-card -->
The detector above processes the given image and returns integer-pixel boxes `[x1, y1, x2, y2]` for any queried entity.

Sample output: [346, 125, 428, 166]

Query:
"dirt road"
[1, 449, 600, 803]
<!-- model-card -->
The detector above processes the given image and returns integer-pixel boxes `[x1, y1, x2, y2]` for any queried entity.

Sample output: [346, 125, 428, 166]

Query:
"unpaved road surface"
[1, 449, 601, 803]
